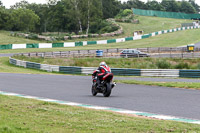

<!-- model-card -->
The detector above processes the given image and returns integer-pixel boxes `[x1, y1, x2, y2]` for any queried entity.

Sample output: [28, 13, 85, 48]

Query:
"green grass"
[1, 94, 200, 133]
[116, 80, 200, 90]
[0, 28, 200, 54]
[0, 31, 44, 45]
[1, 16, 200, 131]
[13, 56, 200, 69]
[1, 16, 192, 43]
[0, 15, 196, 54]
[0, 57, 50, 74]
[119, 15, 192, 35]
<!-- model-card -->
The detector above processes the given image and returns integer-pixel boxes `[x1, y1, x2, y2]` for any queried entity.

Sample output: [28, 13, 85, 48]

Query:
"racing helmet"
[99, 61, 107, 67]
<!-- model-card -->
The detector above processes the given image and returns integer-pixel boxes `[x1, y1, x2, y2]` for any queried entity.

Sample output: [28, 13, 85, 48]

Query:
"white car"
[120, 49, 150, 58]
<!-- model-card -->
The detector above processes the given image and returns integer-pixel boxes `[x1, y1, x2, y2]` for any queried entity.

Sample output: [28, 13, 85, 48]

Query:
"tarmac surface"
[0, 73, 200, 120]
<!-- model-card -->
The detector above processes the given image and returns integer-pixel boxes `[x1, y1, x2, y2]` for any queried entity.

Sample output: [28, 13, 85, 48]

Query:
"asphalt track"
[0, 73, 200, 120]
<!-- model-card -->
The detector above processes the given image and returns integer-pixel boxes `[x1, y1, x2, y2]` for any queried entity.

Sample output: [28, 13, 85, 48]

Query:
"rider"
[92, 61, 111, 88]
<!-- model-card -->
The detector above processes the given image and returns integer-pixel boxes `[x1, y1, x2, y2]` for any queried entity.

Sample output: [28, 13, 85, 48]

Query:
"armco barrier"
[81, 67, 96, 74]
[9, 57, 200, 78]
[141, 69, 179, 77]
[9, 58, 17, 65]
[59, 66, 82, 74]
[111, 68, 141, 76]
[26, 62, 41, 70]
[179, 70, 200, 78]
[1, 25, 200, 50]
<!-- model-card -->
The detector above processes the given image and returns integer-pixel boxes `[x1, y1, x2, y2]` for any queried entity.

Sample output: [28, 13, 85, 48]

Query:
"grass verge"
[0, 31, 44, 45]
[116, 80, 200, 90]
[0, 94, 200, 133]
[0, 57, 51, 74]
[0, 16, 192, 44]
[0, 28, 200, 54]
[13, 56, 200, 69]
[0, 16, 195, 54]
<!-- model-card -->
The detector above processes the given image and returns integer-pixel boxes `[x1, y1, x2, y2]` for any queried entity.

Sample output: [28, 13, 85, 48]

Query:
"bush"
[175, 62, 190, 69]
[27, 33, 38, 39]
[156, 60, 171, 69]
[115, 9, 133, 19]
[122, 9, 133, 17]
[197, 63, 200, 69]
[90, 20, 119, 34]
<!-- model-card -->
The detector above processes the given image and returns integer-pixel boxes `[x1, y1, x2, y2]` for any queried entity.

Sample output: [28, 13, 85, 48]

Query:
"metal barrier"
[180, 70, 200, 78]
[16, 47, 200, 59]
[10, 57, 200, 78]
[141, 69, 179, 77]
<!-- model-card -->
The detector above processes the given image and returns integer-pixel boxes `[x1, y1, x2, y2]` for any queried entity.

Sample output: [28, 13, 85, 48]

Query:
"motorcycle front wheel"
[103, 83, 112, 97]
[91, 84, 97, 96]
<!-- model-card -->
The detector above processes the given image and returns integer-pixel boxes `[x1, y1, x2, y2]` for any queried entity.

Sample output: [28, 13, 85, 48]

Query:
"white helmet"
[99, 61, 107, 67]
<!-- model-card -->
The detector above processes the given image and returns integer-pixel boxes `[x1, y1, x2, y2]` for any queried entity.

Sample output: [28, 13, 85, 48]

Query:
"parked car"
[120, 49, 150, 58]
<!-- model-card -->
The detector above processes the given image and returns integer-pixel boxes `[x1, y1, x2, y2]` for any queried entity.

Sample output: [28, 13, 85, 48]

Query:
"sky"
[1, 0, 200, 8]
[1, 0, 47, 8]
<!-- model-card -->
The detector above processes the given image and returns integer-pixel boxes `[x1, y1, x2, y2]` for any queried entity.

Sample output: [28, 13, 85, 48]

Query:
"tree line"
[0, 0, 199, 34]
[0, 0, 121, 33]
[122, 0, 200, 14]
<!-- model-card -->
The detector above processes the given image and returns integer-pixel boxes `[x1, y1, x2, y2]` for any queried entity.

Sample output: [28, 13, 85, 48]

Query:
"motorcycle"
[91, 72, 116, 97]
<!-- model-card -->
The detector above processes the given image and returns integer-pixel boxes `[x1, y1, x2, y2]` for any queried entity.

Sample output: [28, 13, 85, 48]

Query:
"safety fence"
[9, 57, 200, 78]
[15, 46, 200, 59]
[133, 8, 200, 20]
[1, 25, 200, 50]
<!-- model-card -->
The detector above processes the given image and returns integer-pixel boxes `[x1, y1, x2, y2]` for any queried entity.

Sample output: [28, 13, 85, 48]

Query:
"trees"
[10, 0, 29, 9]
[11, 8, 40, 31]
[0, 8, 13, 30]
[122, 0, 147, 10]
[26, 3, 49, 32]
[123, 0, 199, 14]
[83, 0, 103, 34]
[102, 0, 121, 19]
[189, 0, 200, 13]
[161, 0, 180, 12]
[1, 0, 199, 34]
[180, 1, 196, 14]
[67, 0, 103, 34]
[0, 0, 2, 7]
[146, 1, 164, 11]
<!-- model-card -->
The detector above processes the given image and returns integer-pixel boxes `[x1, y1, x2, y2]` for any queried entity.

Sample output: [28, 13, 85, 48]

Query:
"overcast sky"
[1, 0, 47, 8]
[1, 0, 200, 8]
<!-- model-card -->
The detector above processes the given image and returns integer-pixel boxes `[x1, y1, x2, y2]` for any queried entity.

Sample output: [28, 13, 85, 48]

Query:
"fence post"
[181, 47, 184, 58]
[170, 48, 172, 58]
